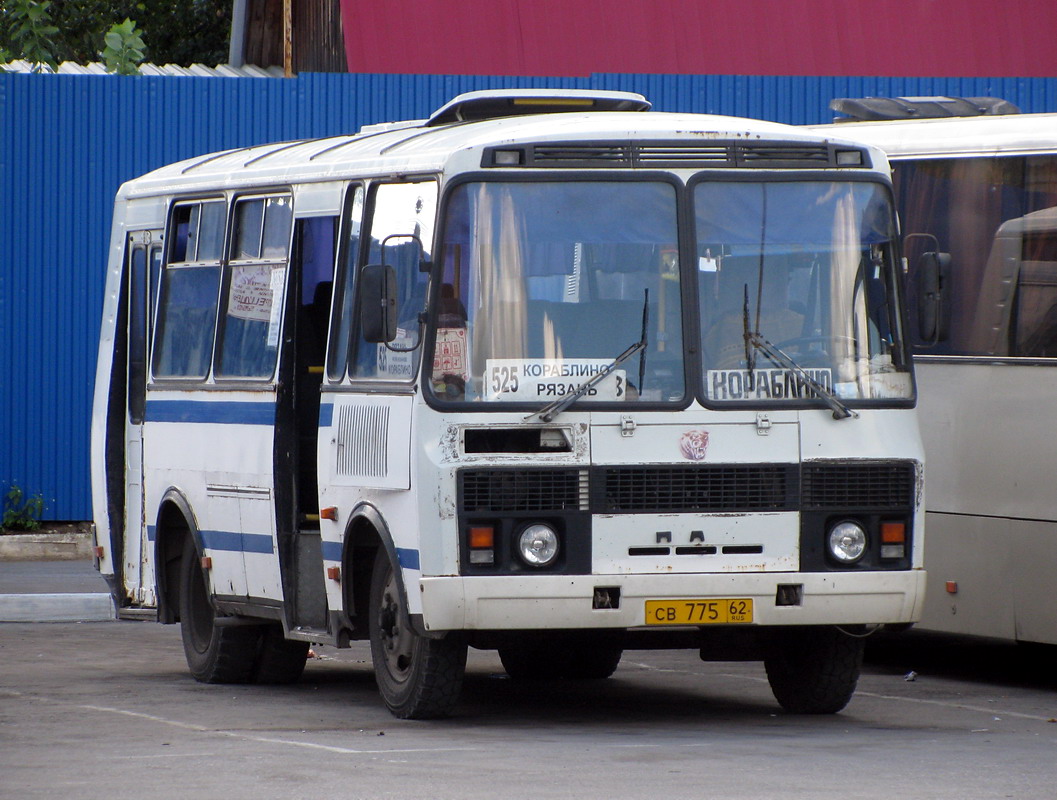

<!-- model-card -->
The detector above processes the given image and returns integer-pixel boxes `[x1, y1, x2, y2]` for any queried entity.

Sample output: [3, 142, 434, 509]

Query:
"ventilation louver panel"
[490, 141, 855, 169]
[335, 404, 389, 479]
[530, 144, 632, 166]
[736, 144, 832, 165]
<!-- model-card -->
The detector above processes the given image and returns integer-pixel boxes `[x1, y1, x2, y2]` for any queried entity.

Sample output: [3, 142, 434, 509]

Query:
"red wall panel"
[339, 0, 1055, 77]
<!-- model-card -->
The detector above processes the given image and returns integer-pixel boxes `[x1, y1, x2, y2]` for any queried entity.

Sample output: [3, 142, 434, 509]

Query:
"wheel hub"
[377, 573, 414, 680]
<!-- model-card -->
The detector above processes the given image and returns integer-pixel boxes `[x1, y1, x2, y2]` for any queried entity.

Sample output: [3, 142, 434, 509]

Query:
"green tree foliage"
[2, 1, 231, 67]
[1, 0, 61, 71]
[102, 17, 144, 74]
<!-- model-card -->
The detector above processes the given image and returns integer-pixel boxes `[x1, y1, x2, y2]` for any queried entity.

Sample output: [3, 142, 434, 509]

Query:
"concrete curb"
[0, 532, 93, 561]
[0, 592, 115, 623]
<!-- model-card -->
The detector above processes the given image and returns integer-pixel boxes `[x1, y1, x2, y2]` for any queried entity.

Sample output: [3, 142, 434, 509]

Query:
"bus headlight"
[517, 523, 559, 567]
[828, 521, 867, 564]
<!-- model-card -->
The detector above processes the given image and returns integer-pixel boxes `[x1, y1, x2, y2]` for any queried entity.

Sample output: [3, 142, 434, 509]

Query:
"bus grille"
[801, 461, 916, 509]
[460, 468, 589, 512]
[459, 462, 915, 514]
[593, 465, 797, 513]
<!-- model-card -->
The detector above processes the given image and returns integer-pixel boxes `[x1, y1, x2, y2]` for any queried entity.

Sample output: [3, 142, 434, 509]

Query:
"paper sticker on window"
[266, 266, 285, 347]
[376, 329, 415, 378]
[433, 327, 468, 381]
[228, 265, 273, 322]
[485, 359, 627, 402]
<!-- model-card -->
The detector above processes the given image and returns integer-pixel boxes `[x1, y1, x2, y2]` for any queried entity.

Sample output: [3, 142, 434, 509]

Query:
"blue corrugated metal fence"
[2, 71, 1055, 519]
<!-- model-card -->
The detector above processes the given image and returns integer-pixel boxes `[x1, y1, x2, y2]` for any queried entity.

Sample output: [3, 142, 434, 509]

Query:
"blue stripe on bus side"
[199, 530, 274, 554]
[321, 540, 343, 562]
[320, 541, 419, 571]
[397, 548, 420, 570]
[145, 400, 276, 425]
[146, 525, 272, 553]
[319, 402, 334, 427]
[152, 525, 414, 567]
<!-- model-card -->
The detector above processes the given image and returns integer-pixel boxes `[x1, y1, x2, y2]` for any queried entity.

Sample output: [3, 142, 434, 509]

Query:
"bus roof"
[808, 112, 1057, 159]
[119, 98, 881, 200]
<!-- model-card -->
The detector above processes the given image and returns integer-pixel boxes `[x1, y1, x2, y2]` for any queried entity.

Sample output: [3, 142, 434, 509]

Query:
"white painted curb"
[0, 593, 115, 622]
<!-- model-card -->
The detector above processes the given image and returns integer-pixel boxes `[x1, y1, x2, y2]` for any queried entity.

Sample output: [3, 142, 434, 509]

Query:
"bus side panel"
[918, 511, 1016, 640]
[318, 393, 415, 615]
[143, 404, 281, 603]
[915, 361, 1057, 643]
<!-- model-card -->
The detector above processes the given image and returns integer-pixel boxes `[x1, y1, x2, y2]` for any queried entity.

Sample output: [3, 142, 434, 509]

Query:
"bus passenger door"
[274, 215, 337, 630]
[124, 231, 162, 605]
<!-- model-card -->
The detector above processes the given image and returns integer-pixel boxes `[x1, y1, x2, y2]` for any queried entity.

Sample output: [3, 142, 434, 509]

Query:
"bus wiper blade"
[528, 290, 649, 424]
[745, 333, 859, 420]
[528, 338, 646, 423]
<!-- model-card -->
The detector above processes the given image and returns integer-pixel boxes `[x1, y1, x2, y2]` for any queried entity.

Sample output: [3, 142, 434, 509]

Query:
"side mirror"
[916, 251, 951, 345]
[360, 264, 397, 344]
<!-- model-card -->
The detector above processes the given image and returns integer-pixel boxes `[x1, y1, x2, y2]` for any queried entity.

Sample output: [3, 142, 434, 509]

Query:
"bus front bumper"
[418, 570, 926, 632]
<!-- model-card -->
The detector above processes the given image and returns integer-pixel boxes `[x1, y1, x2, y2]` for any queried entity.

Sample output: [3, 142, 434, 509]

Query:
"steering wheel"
[772, 335, 854, 366]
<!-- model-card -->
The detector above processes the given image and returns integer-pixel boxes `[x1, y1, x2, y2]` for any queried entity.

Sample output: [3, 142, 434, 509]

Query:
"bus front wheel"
[178, 536, 261, 684]
[764, 626, 864, 714]
[368, 550, 466, 719]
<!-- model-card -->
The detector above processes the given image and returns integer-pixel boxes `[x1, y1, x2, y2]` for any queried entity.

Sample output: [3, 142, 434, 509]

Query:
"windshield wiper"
[528, 290, 649, 423]
[743, 331, 859, 420]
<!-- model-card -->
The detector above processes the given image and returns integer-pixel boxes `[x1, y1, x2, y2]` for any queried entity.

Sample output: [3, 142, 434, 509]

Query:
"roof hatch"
[830, 96, 1020, 122]
[426, 88, 651, 127]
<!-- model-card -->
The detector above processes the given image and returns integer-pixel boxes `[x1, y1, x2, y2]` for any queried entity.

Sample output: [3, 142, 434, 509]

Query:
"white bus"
[91, 89, 925, 718]
[812, 102, 1057, 645]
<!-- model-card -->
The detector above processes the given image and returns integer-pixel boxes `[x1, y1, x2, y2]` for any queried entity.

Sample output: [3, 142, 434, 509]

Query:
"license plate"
[645, 598, 754, 626]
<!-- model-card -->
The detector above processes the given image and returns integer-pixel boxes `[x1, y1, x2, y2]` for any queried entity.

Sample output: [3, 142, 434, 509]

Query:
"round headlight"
[517, 523, 559, 567]
[828, 521, 867, 563]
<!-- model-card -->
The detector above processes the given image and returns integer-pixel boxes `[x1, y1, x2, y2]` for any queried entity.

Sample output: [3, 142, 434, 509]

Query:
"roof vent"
[830, 96, 1020, 122]
[426, 88, 651, 127]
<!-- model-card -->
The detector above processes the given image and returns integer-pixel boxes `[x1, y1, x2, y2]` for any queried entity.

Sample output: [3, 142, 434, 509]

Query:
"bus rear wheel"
[368, 550, 467, 719]
[764, 626, 864, 714]
[253, 625, 310, 684]
[178, 537, 261, 684]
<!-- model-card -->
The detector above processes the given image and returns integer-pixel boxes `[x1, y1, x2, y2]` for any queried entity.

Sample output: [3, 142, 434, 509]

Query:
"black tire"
[253, 625, 310, 685]
[498, 640, 567, 681]
[562, 645, 623, 680]
[764, 626, 864, 714]
[178, 536, 261, 684]
[368, 550, 467, 719]
[499, 637, 623, 681]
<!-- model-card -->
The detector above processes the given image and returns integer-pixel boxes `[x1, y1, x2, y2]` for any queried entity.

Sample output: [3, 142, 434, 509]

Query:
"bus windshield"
[432, 180, 685, 404]
[429, 178, 911, 408]
[696, 180, 912, 405]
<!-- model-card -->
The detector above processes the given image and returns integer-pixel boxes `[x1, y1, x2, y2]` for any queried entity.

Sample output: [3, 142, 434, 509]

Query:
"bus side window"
[349, 181, 437, 381]
[215, 195, 293, 379]
[153, 200, 226, 379]
[296, 216, 337, 367]
[328, 185, 364, 381]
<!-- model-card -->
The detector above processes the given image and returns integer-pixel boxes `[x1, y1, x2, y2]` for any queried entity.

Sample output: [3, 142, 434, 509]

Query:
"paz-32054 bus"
[92, 89, 924, 718]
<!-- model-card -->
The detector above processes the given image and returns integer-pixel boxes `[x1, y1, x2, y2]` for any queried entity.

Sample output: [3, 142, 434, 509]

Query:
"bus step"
[117, 606, 157, 621]
[285, 626, 329, 643]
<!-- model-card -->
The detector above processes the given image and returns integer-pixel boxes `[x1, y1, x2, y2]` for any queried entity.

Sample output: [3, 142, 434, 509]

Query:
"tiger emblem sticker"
[679, 430, 710, 461]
